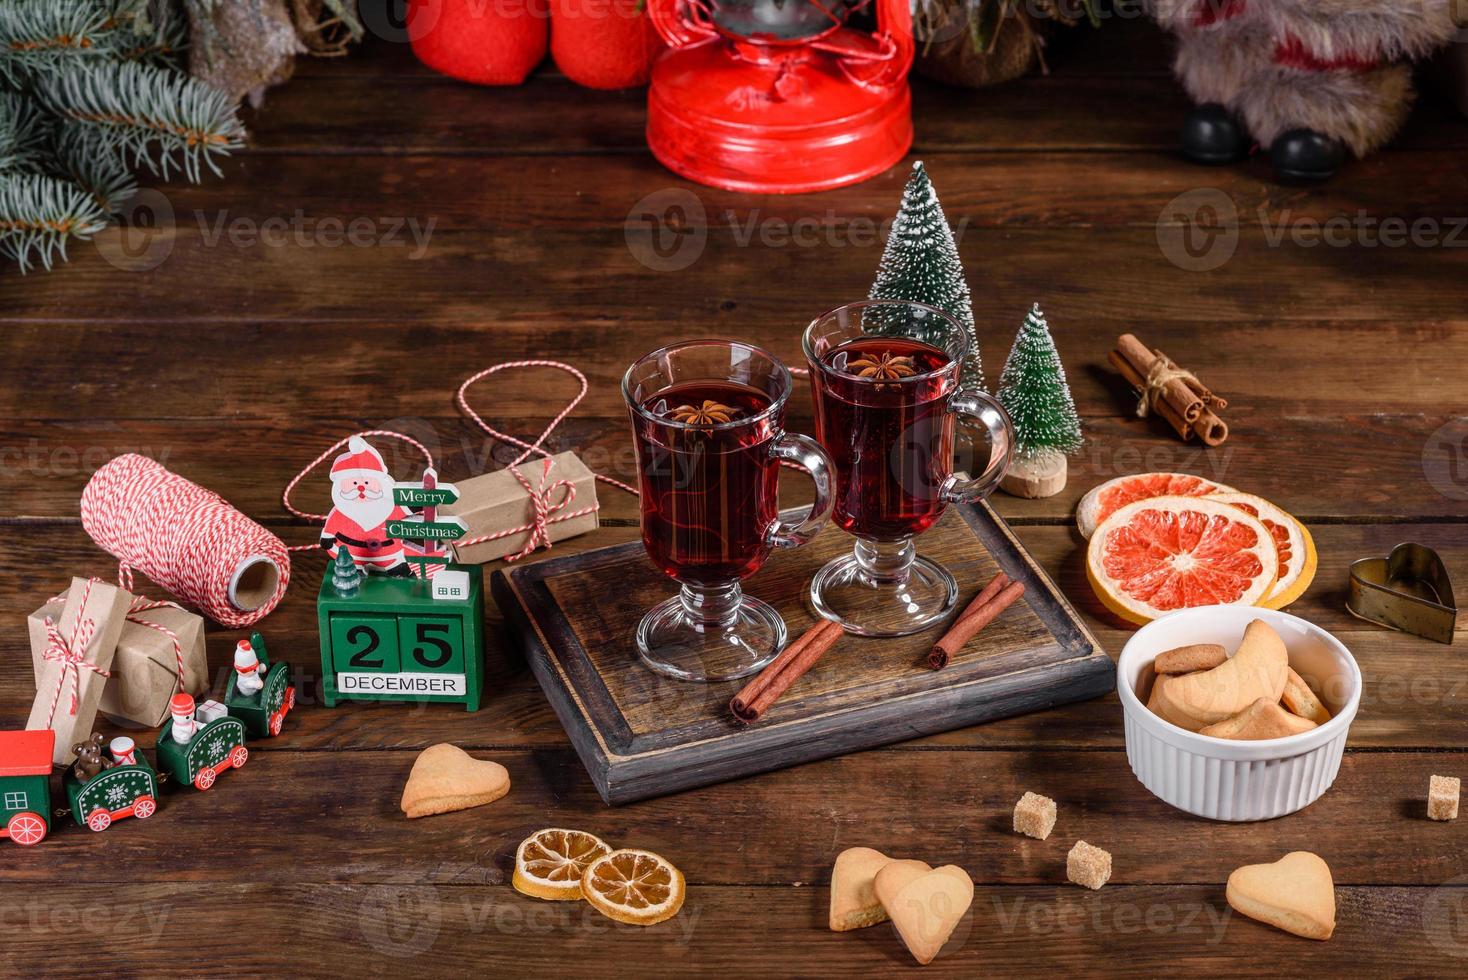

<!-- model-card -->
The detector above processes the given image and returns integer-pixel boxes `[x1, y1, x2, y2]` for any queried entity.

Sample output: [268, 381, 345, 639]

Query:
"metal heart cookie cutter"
[1347, 543, 1458, 644]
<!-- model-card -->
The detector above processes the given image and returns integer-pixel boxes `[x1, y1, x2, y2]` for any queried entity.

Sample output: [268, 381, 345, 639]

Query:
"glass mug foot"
[809, 538, 958, 637]
[635, 584, 788, 682]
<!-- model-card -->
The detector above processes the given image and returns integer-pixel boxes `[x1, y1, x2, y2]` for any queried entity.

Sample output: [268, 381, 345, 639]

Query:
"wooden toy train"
[0, 633, 292, 845]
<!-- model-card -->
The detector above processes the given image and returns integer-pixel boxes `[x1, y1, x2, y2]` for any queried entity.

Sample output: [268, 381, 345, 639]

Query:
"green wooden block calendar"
[316, 563, 485, 711]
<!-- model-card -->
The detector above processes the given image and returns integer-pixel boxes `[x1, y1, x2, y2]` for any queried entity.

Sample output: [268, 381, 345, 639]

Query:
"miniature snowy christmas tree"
[869, 160, 983, 390]
[996, 304, 1083, 498]
[331, 547, 363, 597]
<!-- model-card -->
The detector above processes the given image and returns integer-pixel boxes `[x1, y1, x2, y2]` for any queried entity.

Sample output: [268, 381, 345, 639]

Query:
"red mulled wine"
[632, 380, 779, 586]
[811, 336, 956, 539]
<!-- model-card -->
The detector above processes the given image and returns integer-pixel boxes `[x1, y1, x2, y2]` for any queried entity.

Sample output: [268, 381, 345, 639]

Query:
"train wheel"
[287, 688, 297, 710]
[195, 768, 216, 791]
[133, 796, 157, 819]
[7, 812, 46, 846]
[86, 809, 111, 833]
[231, 746, 249, 768]
[269, 713, 283, 736]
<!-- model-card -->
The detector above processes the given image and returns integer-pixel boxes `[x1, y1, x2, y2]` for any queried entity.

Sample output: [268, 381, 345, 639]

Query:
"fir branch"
[0, 88, 49, 169]
[0, 169, 109, 272]
[35, 59, 245, 182]
[0, 0, 121, 84]
[51, 120, 136, 214]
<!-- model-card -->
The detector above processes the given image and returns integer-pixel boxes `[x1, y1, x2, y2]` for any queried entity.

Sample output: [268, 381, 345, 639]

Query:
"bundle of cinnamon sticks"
[1108, 334, 1229, 446]
[929, 571, 1026, 670]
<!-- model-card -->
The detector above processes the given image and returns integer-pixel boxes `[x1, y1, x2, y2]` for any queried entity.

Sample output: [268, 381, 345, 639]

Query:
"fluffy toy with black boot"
[1152, 0, 1458, 182]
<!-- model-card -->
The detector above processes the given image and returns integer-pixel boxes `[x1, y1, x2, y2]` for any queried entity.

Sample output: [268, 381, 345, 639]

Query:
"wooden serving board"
[491, 501, 1114, 805]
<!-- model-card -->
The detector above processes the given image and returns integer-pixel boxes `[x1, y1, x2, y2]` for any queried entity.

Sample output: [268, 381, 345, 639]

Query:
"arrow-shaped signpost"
[392, 468, 465, 577]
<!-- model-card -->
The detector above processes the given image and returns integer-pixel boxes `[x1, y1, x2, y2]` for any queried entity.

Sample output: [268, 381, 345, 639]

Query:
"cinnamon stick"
[1109, 337, 1230, 446]
[1108, 350, 1193, 442]
[929, 580, 1026, 670]
[953, 571, 1011, 625]
[1117, 335, 1204, 424]
[730, 619, 843, 724]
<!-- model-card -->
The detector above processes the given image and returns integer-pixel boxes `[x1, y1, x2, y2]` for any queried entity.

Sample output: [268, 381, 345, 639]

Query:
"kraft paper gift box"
[30, 589, 207, 729]
[444, 450, 600, 565]
[26, 578, 133, 766]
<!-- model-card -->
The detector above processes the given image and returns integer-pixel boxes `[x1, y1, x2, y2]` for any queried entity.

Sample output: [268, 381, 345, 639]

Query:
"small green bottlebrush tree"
[0, 0, 245, 272]
[996, 303, 1083, 461]
[869, 160, 984, 391]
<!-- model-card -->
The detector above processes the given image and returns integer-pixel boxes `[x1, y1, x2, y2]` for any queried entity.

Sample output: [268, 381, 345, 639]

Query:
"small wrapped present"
[26, 578, 133, 765]
[31, 591, 208, 728]
[444, 451, 600, 565]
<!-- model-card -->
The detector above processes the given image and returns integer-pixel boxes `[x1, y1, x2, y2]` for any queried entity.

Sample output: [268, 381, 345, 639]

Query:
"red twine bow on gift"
[456, 361, 636, 562]
[42, 578, 112, 727]
[47, 579, 192, 710]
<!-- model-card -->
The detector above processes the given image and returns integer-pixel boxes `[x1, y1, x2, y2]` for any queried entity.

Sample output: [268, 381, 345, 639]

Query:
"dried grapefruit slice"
[581, 848, 687, 926]
[1087, 495, 1277, 625]
[1077, 472, 1235, 539]
[512, 828, 613, 901]
[1208, 491, 1317, 609]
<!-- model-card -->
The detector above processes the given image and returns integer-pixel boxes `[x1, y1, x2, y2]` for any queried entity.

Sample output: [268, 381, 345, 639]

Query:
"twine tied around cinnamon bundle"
[1108, 334, 1229, 446]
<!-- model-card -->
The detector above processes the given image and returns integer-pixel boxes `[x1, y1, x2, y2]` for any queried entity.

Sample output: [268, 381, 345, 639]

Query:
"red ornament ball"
[408, 0, 549, 86]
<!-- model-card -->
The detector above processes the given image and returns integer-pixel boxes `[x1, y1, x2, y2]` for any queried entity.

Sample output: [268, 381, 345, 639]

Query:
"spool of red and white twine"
[81, 454, 291, 628]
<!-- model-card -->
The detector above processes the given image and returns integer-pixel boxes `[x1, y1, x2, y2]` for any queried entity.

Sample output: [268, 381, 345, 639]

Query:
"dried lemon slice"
[581, 848, 686, 926]
[512, 828, 613, 901]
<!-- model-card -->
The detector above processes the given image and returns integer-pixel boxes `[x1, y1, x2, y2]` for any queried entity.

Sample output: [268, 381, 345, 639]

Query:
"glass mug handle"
[941, 390, 1015, 504]
[766, 432, 836, 549]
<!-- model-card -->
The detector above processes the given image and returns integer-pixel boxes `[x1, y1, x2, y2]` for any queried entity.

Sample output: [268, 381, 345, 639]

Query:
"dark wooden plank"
[0, 747, 1462, 886]
[494, 504, 1111, 803]
[1, 882, 1462, 975]
[8, 222, 1466, 325]
[17, 150, 1468, 232]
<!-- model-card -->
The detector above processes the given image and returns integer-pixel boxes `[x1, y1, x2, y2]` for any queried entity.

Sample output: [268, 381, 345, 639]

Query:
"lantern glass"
[710, 0, 857, 42]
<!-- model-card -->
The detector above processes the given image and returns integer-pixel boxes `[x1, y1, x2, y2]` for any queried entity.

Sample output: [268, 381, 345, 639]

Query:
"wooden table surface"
[3, 19, 1466, 976]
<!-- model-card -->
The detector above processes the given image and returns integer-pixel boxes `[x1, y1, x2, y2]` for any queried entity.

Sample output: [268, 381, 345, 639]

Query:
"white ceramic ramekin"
[1117, 607, 1361, 822]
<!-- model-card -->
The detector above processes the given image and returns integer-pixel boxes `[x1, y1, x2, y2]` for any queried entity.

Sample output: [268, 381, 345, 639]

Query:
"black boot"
[1180, 103, 1250, 165]
[1270, 129, 1347, 183]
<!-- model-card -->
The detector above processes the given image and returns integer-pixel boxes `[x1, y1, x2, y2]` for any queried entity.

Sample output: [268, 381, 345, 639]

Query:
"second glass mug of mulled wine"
[803, 299, 1015, 636]
[623, 340, 835, 682]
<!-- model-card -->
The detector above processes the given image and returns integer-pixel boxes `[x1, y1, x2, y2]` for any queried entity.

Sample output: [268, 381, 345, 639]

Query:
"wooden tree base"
[1001, 452, 1068, 499]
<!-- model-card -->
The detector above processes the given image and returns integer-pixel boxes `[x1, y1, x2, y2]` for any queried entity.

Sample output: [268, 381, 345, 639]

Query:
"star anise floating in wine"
[848, 351, 918, 381]
[670, 400, 738, 426]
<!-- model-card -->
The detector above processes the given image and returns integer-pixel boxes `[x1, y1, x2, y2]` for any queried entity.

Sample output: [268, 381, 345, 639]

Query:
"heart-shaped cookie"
[400, 743, 511, 818]
[875, 861, 974, 965]
[1226, 851, 1335, 940]
[829, 847, 895, 931]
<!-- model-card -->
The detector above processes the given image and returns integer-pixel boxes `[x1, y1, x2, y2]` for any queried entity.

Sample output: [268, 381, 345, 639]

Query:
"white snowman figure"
[169, 692, 200, 745]
[233, 639, 266, 698]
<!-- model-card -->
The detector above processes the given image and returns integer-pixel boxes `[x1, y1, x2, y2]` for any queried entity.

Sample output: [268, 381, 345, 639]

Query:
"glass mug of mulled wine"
[623, 340, 835, 682]
[804, 299, 1015, 636]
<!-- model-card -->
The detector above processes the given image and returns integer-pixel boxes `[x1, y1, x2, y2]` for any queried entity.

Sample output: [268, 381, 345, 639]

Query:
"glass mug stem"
[853, 536, 916, 587]
[678, 581, 743, 630]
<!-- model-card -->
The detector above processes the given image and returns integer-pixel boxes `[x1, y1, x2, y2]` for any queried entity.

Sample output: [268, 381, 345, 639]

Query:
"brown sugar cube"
[1013, 792, 1057, 840]
[1067, 840, 1112, 890]
[1429, 775, 1460, 821]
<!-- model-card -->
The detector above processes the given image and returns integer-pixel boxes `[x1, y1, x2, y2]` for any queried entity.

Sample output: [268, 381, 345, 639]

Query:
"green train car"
[63, 752, 159, 832]
[0, 729, 53, 846]
[155, 714, 249, 791]
[225, 633, 295, 738]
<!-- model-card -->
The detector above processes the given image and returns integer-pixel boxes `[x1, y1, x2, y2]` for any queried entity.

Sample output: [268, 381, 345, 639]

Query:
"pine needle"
[0, 0, 121, 84]
[0, 169, 109, 272]
[35, 59, 245, 182]
[0, 87, 50, 169]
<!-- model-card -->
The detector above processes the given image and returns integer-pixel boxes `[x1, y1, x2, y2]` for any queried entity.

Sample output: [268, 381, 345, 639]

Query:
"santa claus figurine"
[233, 639, 266, 697]
[321, 436, 413, 576]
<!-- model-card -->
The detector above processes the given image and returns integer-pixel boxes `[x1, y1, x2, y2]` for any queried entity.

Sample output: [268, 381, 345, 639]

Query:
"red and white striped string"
[81, 454, 291, 628]
[455, 360, 640, 560]
[41, 577, 109, 727]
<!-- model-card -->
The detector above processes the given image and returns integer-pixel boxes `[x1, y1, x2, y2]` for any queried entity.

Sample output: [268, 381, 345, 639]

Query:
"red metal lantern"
[646, 0, 914, 193]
